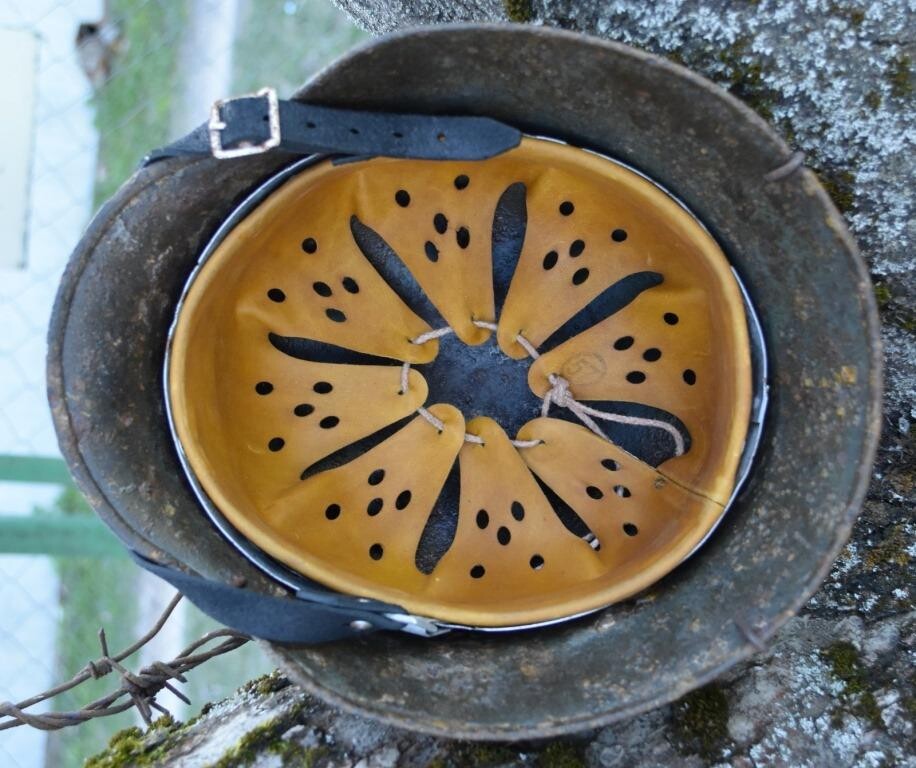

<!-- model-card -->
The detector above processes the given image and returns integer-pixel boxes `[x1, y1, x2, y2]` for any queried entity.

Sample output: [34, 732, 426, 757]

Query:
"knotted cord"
[401, 319, 685, 455]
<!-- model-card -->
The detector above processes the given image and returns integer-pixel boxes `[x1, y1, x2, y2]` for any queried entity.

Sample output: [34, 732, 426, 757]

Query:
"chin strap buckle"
[208, 87, 281, 159]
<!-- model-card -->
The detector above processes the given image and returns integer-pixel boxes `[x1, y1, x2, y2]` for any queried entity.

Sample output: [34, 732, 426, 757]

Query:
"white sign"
[0, 27, 39, 270]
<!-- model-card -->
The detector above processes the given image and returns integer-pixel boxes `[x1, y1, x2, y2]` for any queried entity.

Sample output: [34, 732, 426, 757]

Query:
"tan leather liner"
[263, 404, 466, 603]
[528, 279, 750, 504]
[168, 137, 752, 627]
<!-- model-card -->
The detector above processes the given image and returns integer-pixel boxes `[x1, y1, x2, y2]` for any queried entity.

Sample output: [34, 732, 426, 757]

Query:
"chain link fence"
[0, 1, 364, 764]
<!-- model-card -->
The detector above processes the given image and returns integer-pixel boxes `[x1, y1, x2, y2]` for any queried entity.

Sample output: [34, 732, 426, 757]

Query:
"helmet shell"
[48, 23, 881, 739]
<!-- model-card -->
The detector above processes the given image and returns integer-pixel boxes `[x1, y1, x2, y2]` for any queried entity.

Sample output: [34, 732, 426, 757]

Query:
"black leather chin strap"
[131, 551, 436, 644]
[145, 89, 521, 164]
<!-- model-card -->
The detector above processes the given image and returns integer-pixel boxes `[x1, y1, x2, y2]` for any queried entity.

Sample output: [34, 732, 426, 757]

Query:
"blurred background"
[0, 1, 364, 764]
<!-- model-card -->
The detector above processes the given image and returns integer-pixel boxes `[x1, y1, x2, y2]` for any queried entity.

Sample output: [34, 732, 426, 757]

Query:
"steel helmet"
[49, 24, 880, 738]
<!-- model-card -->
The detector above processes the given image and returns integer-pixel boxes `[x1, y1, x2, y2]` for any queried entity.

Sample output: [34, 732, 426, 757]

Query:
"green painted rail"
[0, 455, 73, 485]
[0, 516, 124, 557]
[0, 454, 120, 556]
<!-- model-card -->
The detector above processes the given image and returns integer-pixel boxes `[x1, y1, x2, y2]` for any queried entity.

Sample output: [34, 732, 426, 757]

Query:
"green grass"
[33, 489, 138, 768]
[91, 0, 188, 208]
[91, 0, 365, 207]
[231, 0, 367, 96]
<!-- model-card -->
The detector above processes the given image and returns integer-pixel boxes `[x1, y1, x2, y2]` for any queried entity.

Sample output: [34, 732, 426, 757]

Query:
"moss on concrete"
[82, 713, 203, 768]
[146, 714, 175, 733]
[503, 0, 533, 22]
[672, 683, 731, 758]
[864, 523, 911, 569]
[451, 742, 518, 766]
[828, 3, 866, 26]
[875, 282, 916, 334]
[865, 90, 883, 110]
[715, 36, 780, 121]
[210, 700, 308, 768]
[210, 723, 278, 768]
[243, 670, 289, 697]
[905, 696, 916, 721]
[84, 727, 147, 768]
[887, 54, 912, 99]
[83, 685, 307, 768]
[816, 166, 857, 213]
[823, 641, 884, 729]
[874, 281, 893, 309]
[538, 741, 586, 768]
[825, 642, 867, 692]
[270, 741, 328, 767]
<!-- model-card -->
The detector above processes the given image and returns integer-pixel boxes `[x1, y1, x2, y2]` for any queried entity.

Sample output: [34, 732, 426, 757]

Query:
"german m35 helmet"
[49, 24, 879, 738]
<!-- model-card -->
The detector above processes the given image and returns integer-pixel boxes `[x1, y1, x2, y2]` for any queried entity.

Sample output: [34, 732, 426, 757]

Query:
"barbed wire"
[0, 593, 249, 732]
